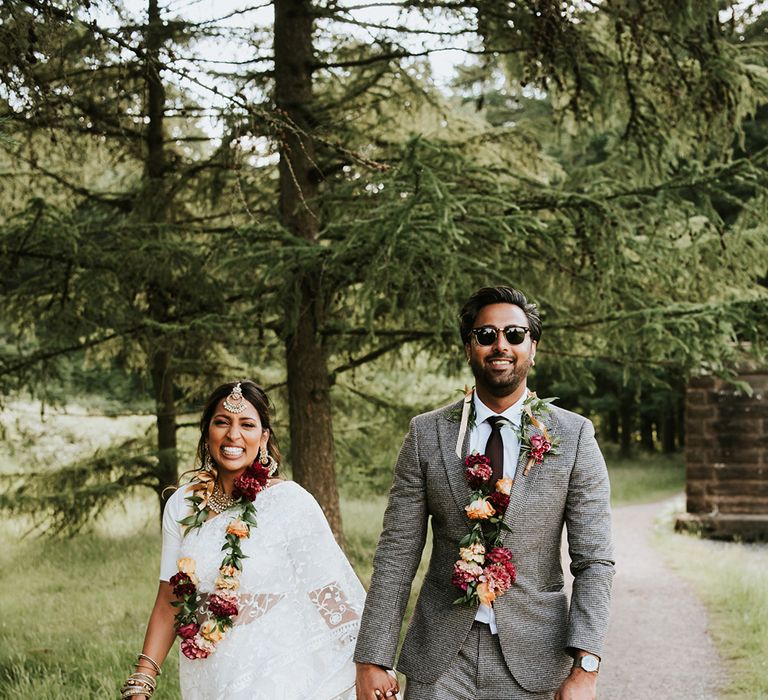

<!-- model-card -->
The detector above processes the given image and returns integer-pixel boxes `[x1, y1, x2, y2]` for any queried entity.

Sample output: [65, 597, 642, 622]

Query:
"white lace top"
[161, 480, 365, 700]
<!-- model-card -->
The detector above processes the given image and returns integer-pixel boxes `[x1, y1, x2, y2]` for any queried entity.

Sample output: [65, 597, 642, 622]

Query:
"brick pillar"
[676, 369, 768, 540]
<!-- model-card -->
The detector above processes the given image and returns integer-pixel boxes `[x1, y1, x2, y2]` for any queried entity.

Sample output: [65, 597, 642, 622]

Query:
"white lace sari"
[163, 481, 365, 700]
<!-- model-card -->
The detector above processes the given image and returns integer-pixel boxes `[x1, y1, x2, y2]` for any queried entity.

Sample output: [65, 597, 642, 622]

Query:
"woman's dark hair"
[196, 380, 282, 472]
[459, 286, 542, 344]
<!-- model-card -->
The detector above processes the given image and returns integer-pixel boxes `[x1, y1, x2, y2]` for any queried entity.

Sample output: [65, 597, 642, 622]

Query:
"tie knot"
[487, 415, 505, 430]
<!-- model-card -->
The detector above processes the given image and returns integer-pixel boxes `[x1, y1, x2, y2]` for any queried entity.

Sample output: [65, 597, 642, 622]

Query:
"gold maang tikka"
[223, 382, 246, 414]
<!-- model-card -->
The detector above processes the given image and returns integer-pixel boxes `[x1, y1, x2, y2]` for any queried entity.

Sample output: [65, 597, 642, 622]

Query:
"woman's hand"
[355, 663, 399, 699]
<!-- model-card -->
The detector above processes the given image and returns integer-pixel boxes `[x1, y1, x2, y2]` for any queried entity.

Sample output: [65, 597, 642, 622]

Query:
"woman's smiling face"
[206, 398, 268, 476]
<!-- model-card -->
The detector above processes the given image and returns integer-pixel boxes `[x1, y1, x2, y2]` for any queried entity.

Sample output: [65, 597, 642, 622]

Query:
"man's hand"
[554, 667, 598, 700]
[355, 662, 399, 700]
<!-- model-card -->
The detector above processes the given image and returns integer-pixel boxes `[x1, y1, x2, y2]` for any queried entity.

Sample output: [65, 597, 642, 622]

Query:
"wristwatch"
[573, 654, 600, 673]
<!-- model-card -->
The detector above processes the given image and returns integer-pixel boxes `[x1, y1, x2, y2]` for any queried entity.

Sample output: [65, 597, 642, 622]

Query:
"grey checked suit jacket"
[354, 398, 614, 694]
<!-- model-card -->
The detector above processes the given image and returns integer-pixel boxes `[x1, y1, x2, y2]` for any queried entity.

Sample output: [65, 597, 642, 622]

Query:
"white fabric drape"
[162, 481, 365, 700]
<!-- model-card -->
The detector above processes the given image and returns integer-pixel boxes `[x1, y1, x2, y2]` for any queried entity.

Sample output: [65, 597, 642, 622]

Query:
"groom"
[355, 286, 614, 700]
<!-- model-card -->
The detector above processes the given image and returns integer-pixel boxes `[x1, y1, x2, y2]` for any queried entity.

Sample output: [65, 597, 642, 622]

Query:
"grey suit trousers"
[404, 622, 553, 700]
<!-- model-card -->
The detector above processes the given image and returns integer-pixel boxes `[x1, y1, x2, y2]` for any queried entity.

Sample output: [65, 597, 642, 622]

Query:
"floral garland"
[451, 390, 558, 607]
[451, 453, 516, 606]
[170, 462, 271, 660]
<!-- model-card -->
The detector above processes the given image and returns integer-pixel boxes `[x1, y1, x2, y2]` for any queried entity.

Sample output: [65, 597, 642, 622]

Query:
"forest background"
[2, 0, 767, 538]
[1, 0, 768, 697]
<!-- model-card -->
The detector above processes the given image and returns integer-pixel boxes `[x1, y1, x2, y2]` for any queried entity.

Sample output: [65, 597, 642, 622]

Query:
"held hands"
[355, 662, 399, 700]
[554, 667, 598, 700]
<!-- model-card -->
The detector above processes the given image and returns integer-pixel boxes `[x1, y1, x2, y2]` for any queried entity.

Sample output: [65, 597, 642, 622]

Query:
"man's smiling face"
[464, 302, 537, 400]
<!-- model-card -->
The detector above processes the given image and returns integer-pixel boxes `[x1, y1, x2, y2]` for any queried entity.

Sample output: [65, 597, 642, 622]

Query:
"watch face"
[579, 655, 600, 672]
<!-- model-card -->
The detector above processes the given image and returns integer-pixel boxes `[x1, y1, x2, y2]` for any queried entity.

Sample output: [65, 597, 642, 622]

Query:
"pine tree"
[1, 0, 767, 537]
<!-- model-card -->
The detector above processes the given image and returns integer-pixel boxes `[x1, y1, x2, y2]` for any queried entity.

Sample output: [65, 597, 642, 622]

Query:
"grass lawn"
[0, 515, 181, 699]
[605, 448, 685, 505]
[0, 450, 736, 699]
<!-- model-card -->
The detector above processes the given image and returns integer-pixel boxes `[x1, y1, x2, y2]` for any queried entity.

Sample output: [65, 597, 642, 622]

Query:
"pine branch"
[0, 437, 160, 536]
[314, 45, 525, 71]
[0, 326, 146, 377]
[0, 144, 134, 209]
[329, 335, 424, 381]
[546, 297, 768, 330]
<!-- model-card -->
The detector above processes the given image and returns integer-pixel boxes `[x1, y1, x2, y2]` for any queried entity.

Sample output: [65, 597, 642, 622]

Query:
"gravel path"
[582, 498, 725, 700]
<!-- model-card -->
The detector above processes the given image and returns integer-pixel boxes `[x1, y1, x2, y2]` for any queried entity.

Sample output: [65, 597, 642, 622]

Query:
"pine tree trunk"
[146, 0, 177, 520]
[660, 403, 677, 453]
[640, 414, 655, 451]
[151, 348, 178, 519]
[677, 396, 686, 449]
[619, 402, 633, 457]
[274, 0, 343, 543]
[607, 409, 619, 443]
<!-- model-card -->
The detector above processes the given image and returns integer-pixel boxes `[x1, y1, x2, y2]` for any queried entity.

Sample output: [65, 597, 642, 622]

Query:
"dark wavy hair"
[196, 380, 282, 473]
[458, 286, 542, 345]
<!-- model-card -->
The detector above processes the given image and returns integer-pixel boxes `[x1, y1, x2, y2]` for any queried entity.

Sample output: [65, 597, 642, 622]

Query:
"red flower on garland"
[465, 454, 493, 488]
[232, 463, 271, 501]
[487, 546, 512, 564]
[487, 547, 517, 579]
[177, 623, 199, 639]
[482, 561, 514, 593]
[170, 572, 196, 598]
[451, 560, 483, 592]
[488, 490, 510, 514]
[181, 637, 213, 660]
[208, 592, 239, 618]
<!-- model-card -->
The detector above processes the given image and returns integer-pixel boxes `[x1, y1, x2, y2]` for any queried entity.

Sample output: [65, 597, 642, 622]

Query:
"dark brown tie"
[485, 416, 505, 486]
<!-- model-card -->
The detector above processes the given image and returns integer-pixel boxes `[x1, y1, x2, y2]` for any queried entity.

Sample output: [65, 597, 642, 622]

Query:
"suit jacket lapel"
[503, 407, 562, 534]
[437, 401, 472, 513]
[504, 441, 532, 533]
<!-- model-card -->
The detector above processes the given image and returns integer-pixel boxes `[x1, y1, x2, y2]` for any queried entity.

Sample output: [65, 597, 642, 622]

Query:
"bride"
[120, 381, 397, 700]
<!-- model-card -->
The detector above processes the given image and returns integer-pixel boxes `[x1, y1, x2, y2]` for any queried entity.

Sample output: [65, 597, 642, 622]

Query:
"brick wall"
[685, 371, 768, 516]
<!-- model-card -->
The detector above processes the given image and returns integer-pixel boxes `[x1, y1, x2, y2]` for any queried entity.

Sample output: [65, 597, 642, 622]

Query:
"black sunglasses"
[470, 325, 530, 346]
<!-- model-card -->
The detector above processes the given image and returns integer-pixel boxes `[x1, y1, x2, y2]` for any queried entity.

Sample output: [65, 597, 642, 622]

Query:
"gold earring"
[203, 445, 215, 470]
[259, 443, 278, 476]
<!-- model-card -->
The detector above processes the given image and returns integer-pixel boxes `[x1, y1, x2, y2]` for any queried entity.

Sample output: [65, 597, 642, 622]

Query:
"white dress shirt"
[470, 389, 527, 633]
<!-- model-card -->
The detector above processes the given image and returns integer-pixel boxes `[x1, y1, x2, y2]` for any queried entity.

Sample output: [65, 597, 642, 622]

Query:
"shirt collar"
[473, 388, 527, 428]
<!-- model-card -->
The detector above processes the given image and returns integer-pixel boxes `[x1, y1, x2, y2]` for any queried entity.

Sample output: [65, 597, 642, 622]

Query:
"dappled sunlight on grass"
[94, 489, 166, 538]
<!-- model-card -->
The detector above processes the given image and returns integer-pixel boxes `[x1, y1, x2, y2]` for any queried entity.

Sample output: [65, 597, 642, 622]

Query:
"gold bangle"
[121, 672, 157, 697]
[122, 673, 156, 691]
[121, 689, 153, 699]
[131, 672, 156, 684]
[120, 682, 153, 694]
[136, 653, 162, 676]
